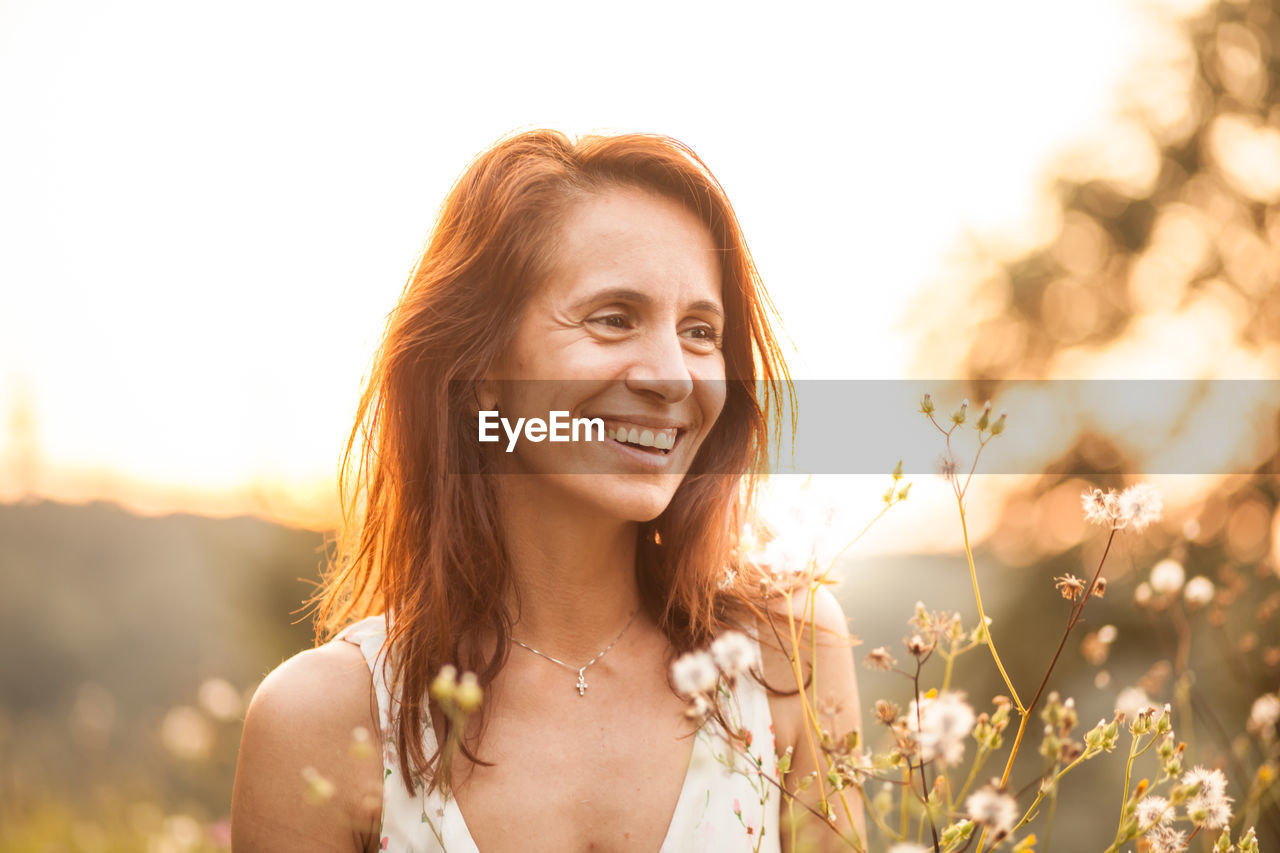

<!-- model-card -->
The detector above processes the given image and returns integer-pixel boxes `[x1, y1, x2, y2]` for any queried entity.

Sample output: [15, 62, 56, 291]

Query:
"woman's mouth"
[603, 421, 681, 455]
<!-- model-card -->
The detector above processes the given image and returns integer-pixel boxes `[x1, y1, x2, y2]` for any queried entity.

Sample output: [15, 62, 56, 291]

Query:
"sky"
[0, 0, 1213, 531]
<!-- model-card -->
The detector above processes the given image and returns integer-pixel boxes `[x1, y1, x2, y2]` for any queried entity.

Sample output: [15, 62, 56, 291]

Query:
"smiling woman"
[230, 130, 863, 852]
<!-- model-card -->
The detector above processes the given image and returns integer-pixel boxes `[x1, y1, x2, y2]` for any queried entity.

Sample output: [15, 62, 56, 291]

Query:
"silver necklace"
[512, 608, 641, 697]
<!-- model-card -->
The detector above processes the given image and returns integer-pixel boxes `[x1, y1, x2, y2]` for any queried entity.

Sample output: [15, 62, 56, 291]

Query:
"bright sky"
[0, 0, 1212, 529]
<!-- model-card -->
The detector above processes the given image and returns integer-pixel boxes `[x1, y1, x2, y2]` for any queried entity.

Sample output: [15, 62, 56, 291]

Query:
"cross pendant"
[575, 670, 588, 696]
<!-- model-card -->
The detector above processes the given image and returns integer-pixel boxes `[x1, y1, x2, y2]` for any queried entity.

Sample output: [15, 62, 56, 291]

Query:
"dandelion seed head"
[1150, 559, 1186, 596]
[1181, 766, 1233, 829]
[710, 632, 757, 678]
[1183, 576, 1214, 607]
[964, 784, 1018, 834]
[907, 691, 976, 766]
[1119, 483, 1163, 531]
[1247, 693, 1279, 738]
[671, 651, 718, 697]
[1146, 823, 1188, 853]
[1136, 794, 1171, 829]
[864, 647, 896, 671]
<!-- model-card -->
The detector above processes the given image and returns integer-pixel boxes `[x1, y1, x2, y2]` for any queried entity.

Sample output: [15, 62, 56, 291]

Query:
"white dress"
[335, 614, 782, 852]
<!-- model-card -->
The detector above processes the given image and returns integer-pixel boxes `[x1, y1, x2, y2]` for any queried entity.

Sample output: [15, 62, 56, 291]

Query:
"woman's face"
[483, 185, 728, 522]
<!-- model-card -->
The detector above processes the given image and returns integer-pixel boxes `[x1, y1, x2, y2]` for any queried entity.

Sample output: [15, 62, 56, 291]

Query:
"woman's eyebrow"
[570, 287, 724, 318]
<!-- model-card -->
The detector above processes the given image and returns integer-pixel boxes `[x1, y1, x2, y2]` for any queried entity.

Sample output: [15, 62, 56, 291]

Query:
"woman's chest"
[445, 676, 701, 852]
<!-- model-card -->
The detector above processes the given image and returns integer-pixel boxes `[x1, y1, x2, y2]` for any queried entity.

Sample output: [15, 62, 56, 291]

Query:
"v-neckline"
[441, 716, 708, 852]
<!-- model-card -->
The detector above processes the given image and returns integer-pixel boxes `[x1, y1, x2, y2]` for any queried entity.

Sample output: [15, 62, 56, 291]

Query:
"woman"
[231, 130, 863, 852]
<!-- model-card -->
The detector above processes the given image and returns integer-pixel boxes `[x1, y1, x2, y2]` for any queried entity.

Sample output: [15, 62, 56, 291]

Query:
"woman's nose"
[623, 329, 694, 403]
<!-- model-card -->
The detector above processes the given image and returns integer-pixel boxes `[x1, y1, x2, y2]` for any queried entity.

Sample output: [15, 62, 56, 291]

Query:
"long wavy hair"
[307, 129, 799, 794]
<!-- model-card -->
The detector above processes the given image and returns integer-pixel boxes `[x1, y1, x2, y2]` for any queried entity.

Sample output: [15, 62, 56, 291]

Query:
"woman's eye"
[682, 326, 723, 345]
[590, 314, 631, 330]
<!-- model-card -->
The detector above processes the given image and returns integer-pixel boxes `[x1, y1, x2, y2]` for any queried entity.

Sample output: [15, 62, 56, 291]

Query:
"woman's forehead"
[543, 186, 723, 306]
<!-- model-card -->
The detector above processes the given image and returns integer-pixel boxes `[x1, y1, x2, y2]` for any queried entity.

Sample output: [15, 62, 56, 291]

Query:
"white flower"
[710, 631, 757, 678]
[1115, 686, 1152, 722]
[671, 651, 718, 697]
[1247, 693, 1280, 738]
[1183, 576, 1214, 607]
[1146, 823, 1188, 853]
[1082, 488, 1123, 527]
[965, 785, 1018, 834]
[1150, 559, 1186, 595]
[906, 691, 976, 766]
[1119, 483, 1163, 531]
[1082, 484, 1162, 531]
[1181, 766, 1232, 829]
[1136, 794, 1172, 829]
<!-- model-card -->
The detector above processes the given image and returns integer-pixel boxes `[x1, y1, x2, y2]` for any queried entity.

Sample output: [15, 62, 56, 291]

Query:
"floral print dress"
[336, 615, 782, 852]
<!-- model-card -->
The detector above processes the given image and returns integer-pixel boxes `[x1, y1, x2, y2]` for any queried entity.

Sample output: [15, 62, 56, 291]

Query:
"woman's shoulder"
[231, 636, 384, 851]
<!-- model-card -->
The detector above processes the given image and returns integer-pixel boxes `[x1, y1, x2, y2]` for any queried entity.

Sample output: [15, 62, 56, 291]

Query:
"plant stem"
[956, 500, 1023, 713]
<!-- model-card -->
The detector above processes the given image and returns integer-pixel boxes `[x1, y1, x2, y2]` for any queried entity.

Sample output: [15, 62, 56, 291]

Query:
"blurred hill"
[0, 500, 322, 851]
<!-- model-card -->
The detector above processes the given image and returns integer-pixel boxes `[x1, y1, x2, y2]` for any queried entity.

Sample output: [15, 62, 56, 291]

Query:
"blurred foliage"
[907, 0, 1280, 846]
[0, 501, 320, 852]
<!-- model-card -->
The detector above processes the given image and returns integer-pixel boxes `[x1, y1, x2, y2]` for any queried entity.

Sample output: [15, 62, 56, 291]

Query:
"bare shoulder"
[231, 639, 384, 853]
[754, 584, 866, 851]
[754, 583, 861, 751]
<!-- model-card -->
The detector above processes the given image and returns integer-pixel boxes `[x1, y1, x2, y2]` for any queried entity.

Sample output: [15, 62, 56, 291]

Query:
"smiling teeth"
[607, 425, 677, 450]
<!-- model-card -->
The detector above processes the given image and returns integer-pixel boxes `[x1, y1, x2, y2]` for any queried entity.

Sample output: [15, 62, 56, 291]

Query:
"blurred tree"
[909, 0, 1280, 844]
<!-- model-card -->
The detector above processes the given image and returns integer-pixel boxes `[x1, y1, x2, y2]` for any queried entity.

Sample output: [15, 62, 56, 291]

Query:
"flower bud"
[921, 393, 935, 415]
[990, 412, 1007, 435]
[952, 399, 969, 425]
[430, 664, 458, 703]
[455, 672, 483, 713]
[892, 459, 903, 481]
[976, 402, 991, 432]
[897, 482, 912, 501]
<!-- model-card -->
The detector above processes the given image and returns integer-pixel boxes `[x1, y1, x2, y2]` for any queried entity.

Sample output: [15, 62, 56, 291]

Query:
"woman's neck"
[496, 483, 645, 663]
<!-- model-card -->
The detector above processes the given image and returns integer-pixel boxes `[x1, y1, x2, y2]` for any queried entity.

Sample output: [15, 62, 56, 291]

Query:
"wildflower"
[907, 692, 976, 766]
[964, 783, 1018, 838]
[718, 568, 737, 591]
[864, 647, 897, 671]
[1115, 686, 1152, 722]
[875, 699, 900, 725]
[905, 634, 931, 657]
[1054, 574, 1086, 601]
[1247, 693, 1279, 738]
[1081, 484, 1163, 531]
[1082, 488, 1123, 528]
[301, 766, 336, 804]
[710, 631, 757, 678]
[1181, 766, 1233, 829]
[1120, 483, 1163, 531]
[1092, 576, 1107, 598]
[671, 651, 718, 697]
[1183, 576, 1215, 607]
[1150, 559, 1186, 596]
[937, 452, 960, 482]
[430, 665, 458, 703]
[455, 672, 482, 713]
[1141, 788, 1172, 824]
[1146, 823, 1188, 853]
[350, 726, 375, 760]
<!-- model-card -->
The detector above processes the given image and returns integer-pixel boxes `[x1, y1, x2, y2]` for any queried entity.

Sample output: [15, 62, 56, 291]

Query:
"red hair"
[307, 129, 795, 793]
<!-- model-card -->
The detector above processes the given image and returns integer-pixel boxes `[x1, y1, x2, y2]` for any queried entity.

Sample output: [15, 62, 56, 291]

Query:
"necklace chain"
[512, 608, 641, 697]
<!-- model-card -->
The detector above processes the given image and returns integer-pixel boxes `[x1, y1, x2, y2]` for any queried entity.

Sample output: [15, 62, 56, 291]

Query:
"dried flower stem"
[957, 499, 1023, 712]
